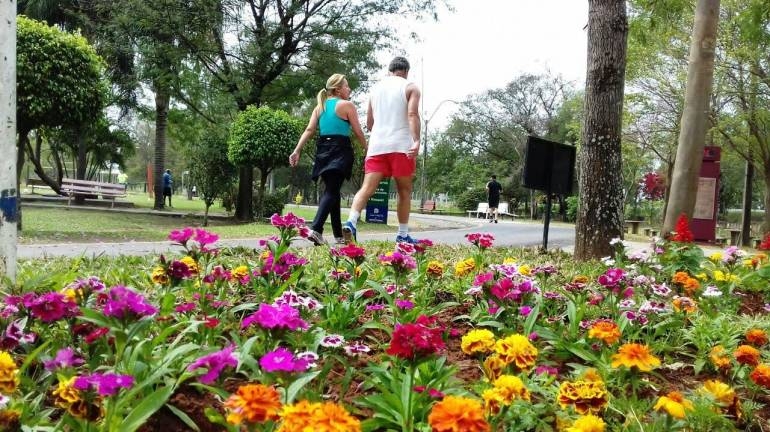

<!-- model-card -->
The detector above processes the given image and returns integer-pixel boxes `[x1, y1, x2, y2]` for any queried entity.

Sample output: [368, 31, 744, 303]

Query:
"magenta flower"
[270, 213, 306, 229]
[193, 229, 219, 248]
[84, 327, 109, 344]
[203, 266, 231, 284]
[331, 243, 367, 264]
[101, 286, 158, 320]
[168, 227, 195, 245]
[67, 276, 106, 292]
[395, 242, 416, 255]
[44, 347, 85, 371]
[395, 299, 415, 310]
[465, 232, 495, 249]
[0, 320, 36, 350]
[378, 251, 417, 273]
[24, 292, 80, 323]
[174, 302, 197, 313]
[241, 303, 308, 331]
[414, 238, 434, 254]
[260, 252, 308, 280]
[258, 235, 281, 247]
[259, 347, 309, 373]
[187, 345, 238, 384]
[168, 259, 195, 279]
[519, 306, 532, 316]
[74, 373, 134, 396]
[597, 268, 626, 288]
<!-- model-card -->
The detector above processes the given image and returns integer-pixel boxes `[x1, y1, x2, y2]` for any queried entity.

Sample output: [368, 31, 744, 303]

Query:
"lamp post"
[420, 99, 458, 206]
[0, 1, 17, 281]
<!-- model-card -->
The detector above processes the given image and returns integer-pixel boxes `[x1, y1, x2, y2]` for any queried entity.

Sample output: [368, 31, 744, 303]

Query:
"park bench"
[26, 178, 49, 194]
[60, 178, 127, 208]
[467, 203, 489, 219]
[418, 200, 445, 214]
[497, 202, 515, 220]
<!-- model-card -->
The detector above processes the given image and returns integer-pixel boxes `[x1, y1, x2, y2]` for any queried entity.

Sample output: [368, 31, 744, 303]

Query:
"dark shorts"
[311, 135, 354, 181]
[488, 197, 499, 208]
[163, 187, 172, 197]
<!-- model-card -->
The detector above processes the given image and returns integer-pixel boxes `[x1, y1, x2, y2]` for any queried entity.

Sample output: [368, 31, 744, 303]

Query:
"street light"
[420, 99, 458, 206]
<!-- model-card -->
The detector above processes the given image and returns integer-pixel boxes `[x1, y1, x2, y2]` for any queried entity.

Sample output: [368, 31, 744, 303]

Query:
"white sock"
[347, 210, 360, 227]
[398, 224, 409, 237]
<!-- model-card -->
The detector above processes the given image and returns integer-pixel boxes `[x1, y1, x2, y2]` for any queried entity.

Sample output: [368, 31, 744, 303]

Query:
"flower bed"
[3, 213, 770, 431]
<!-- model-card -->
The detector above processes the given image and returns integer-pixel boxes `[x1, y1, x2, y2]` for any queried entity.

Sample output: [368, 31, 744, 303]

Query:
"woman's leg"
[311, 171, 344, 234]
[326, 174, 345, 239]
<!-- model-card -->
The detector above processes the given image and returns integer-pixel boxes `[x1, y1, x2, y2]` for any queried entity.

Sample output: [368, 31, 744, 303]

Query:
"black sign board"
[523, 136, 576, 195]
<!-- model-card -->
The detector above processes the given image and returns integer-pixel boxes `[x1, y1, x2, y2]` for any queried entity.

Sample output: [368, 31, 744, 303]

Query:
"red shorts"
[364, 152, 416, 177]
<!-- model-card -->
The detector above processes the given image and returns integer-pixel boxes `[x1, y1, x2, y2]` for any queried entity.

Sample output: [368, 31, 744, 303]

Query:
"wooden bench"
[727, 229, 742, 246]
[418, 200, 445, 214]
[467, 203, 489, 219]
[624, 220, 643, 235]
[60, 178, 127, 208]
[26, 178, 49, 193]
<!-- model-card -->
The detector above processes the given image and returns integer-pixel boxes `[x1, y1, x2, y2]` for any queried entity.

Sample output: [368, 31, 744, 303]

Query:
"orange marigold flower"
[746, 329, 769, 347]
[494, 334, 538, 371]
[427, 261, 445, 278]
[580, 368, 603, 382]
[672, 296, 697, 313]
[610, 343, 660, 372]
[428, 396, 490, 432]
[734, 345, 761, 367]
[556, 380, 609, 415]
[672, 271, 690, 285]
[710, 345, 731, 371]
[750, 364, 770, 388]
[653, 391, 693, 419]
[278, 400, 318, 431]
[683, 278, 700, 296]
[224, 384, 282, 425]
[310, 402, 361, 432]
[572, 275, 589, 284]
[588, 320, 621, 345]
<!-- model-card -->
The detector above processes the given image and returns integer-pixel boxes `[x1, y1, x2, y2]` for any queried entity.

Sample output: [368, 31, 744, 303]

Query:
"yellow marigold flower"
[572, 275, 589, 284]
[427, 260, 445, 278]
[428, 396, 490, 432]
[710, 345, 731, 371]
[151, 266, 169, 285]
[672, 297, 697, 313]
[278, 400, 318, 431]
[224, 384, 282, 425]
[750, 364, 770, 388]
[743, 259, 755, 268]
[518, 264, 531, 276]
[672, 271, 690, 285]
[556, 380, 608, 415]
[61, 288, 79, 302]
[461, 329, 496, 355]
[482, 354, 507, 381]
[503, 257, 516, 264]
[580, 368, 603, 382]
[310, 402, 361, 432]
[354, 266, 362, 278]
[587, 320, 621, 345]
[653, 391, 693, 419]
[53, 376, 82, 409]
[454, 258, 476, 277]
[231, 265, 249, 280]
[0, 409, 20, 430]
[746, 329, 769, 346]
[610, 343, 660, 372]
[481, 388, 507, 415]
[494, 334, 538, 371]
[0, 352, 19, 393]
[180, 256, 199, 274]
[699, 380, 736, 407]
[709, 252, 723, 262]
[695, 272, 708, 281]
[493, 375, 530, 402]
[713, 270, 726, 282]
[734, 345, 761, 367]
[565, 414, 606, 432]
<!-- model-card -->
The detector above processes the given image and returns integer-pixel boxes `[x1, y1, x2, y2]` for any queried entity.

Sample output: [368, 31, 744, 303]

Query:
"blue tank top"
[318, 98, 350, 136]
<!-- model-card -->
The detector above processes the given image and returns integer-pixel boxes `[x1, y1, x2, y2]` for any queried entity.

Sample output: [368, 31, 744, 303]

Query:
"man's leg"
[342, 172, 384, 243]
[393, 176, 413, 225]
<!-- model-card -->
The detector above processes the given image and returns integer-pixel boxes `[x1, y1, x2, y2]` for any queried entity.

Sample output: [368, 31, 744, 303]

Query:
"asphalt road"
[17, 213, 576, 259]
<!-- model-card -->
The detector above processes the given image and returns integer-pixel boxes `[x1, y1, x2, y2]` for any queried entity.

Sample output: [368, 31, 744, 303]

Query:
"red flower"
[671, 213, 694, 243]
[386, 315, 445, 361]
[640, 172, 665, 200]
[758, 233, 770, 251]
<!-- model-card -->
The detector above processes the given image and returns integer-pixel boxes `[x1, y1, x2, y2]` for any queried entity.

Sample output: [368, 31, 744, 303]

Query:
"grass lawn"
[19, 205, 399, 244]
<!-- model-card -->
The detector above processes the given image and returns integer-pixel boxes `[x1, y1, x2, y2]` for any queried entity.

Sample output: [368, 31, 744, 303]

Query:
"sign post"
[365, 179, 391, 224]
[0, 1, 17, 282]
[691, 146, 720, 242]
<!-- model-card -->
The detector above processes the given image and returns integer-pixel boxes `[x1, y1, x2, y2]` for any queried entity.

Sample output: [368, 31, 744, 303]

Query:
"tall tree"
[662, 0, 721, 234]
[179, 0, 447, 220]
[574, 0, 628, 260]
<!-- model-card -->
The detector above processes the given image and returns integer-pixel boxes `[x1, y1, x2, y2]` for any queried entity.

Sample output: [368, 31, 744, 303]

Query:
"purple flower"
[395, 299, 415, 310]
[270, 213, 306, 230]
[343, 341, 371, 356]
[321, 334, 345, 347]
[25, 292, 80, 323]
[0, 320, 36, 350]
[168, 227, 195, 245]
[259, 347, 308, 373]
[174, 302, 197, 313]
[168, 260, 195, 279]
[535, 365, 559, 376]
[366, 303, 385, 312]
[519, 306, 532, 316]
[241, 304, 308, 331]
[187, 345, 238, 384]
[67, 276, 106, 292]
[102, 286, 158, 320]
[74, 373, 134, 396]
[378, 251, 417, 273]
[44, 347, 84, 371]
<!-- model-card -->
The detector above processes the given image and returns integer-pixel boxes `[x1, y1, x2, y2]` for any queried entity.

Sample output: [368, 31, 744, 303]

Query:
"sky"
[373, 0, 589, 128]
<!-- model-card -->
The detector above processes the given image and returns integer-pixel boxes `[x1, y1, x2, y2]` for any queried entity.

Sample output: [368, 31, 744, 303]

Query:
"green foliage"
[259, 186, 290, 218]
[455, 188, 488, 211]
[565, 196, 579, 222]
[16, 16, 107, 133]
[188, 130, 237, 215]
[228, 106, 302, 174]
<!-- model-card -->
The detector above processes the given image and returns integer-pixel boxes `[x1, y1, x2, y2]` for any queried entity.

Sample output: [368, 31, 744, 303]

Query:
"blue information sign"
[365, 179, 390, 224]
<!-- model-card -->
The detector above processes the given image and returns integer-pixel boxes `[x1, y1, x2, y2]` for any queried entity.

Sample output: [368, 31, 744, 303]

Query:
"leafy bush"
[258, 186, 290, 218]
[456, 188, 488, 211]
[565, 196, 579, 222]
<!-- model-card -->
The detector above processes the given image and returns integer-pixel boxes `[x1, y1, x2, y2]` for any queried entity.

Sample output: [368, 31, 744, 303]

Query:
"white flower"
[295, 351, 319, 368]
[702, 285, 723, 297]
[464, 286, 483, 296]
[320, 334, 345, 348]
[609, 237, 625, 246]
[601, 257, 615, 266]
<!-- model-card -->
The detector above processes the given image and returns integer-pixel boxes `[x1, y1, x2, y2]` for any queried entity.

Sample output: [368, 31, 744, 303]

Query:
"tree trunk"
[763, 162, 770, 235]
[74, 130, 87, 205]
[153, 84, 170, 210]
[15, 131, 28, 232]
[203, 204, 210, 227]
[235, 166, 254, 220]
[574, 0, 628, 261]
[1, 3, 17, 281]
[662, 0, 720, 235]
[741, 157, 754, 246]
[256, 169, 269, 219]
[25, 134, 62, 194]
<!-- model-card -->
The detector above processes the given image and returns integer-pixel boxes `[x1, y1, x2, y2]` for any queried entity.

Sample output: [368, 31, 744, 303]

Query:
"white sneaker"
[307, 230, 326, 246]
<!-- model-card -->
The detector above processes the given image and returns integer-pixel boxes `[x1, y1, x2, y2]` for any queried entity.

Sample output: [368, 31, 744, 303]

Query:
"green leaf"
[286, 370, 321, 403]
[119, 385, 175, 432]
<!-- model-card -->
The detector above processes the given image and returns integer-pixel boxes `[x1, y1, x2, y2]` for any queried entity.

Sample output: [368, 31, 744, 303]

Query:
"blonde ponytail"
[317, 73, 347, 113]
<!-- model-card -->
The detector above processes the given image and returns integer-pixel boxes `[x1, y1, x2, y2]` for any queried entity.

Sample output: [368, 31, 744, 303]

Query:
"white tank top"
[368, 75, 413, 156]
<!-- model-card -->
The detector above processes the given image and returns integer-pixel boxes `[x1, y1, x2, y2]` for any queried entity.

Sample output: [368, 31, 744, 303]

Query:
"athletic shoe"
[494, 219, 498, 223]
[307, 230, 326, 246]
[489, 218, 494, 223]
[395, 234, 419, 245]
[334, 237, 346, 245]
[342, 221, 357, 244]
